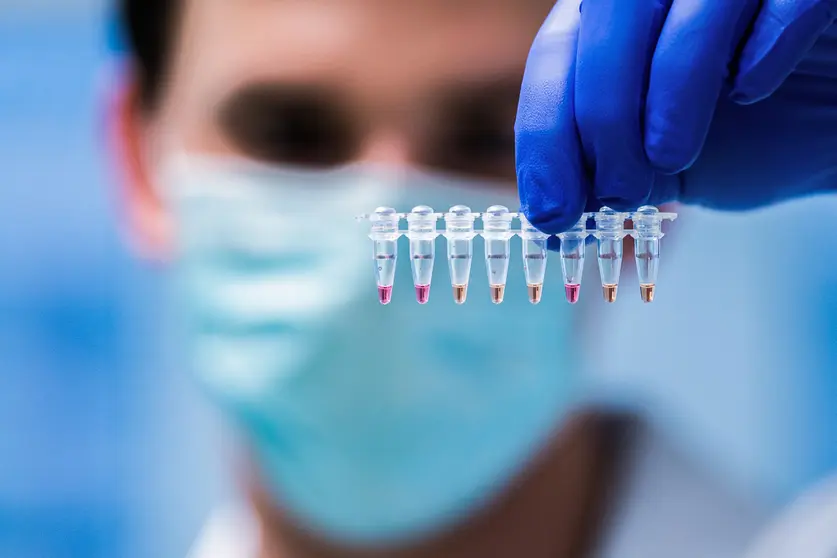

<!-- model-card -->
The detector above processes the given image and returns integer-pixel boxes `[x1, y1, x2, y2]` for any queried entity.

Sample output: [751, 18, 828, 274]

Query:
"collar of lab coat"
[187, 505, 260, 558]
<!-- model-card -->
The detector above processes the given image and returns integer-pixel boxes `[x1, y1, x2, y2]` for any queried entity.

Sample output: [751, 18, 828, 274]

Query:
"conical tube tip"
[378, 286, 393, 305]
[603, 284, 617, 303]
[528, 284, 543, 305]
[564, 284, 580, 304]
[640, 284, 655, 303]
[453, 285, 468, 305]
[490, 285, 505, 305]
[415, 285, 431, 304]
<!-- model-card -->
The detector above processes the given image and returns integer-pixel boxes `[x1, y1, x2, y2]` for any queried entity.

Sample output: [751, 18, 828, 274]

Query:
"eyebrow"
[436, 74, 524, 103]
[216, 71, 523, 114]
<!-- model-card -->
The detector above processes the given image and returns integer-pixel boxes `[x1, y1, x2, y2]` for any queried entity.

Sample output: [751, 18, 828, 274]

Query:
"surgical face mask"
[158, 153, 580, 545]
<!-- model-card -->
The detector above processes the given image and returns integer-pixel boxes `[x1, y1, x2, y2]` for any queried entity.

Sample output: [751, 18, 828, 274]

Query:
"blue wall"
[0, 7, 231, 557]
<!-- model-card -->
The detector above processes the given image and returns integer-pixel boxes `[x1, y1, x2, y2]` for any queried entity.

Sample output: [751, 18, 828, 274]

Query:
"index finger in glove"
[516, 0, 589, 235]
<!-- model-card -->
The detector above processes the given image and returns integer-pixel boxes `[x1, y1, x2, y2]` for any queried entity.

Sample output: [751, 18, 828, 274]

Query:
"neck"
[252, 410, 635, 558]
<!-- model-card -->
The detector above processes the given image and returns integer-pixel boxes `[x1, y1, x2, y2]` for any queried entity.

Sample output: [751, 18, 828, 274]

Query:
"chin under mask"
[159, 153, 581, 545]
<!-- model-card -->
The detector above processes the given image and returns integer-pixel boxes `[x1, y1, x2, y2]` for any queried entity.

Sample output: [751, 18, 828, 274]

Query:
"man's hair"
[119, 0, 180, 109]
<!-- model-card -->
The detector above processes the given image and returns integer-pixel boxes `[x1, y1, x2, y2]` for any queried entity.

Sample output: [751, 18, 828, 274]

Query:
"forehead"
[165, 0, 550, 107]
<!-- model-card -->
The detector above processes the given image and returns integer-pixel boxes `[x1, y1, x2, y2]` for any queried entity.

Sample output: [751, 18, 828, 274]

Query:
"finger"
[546, 235, 597, 254]
[731, 0, 837, 104]
[574, 0, 670, 209]
[645, 0, 759, 174]
[516, 0, 589, 234]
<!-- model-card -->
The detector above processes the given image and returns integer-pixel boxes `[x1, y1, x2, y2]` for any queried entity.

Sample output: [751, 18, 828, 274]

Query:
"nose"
[356, 128, 412, 167]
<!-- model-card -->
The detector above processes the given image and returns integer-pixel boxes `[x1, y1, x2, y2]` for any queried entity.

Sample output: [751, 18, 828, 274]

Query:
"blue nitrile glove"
[516, 0, 837, 234]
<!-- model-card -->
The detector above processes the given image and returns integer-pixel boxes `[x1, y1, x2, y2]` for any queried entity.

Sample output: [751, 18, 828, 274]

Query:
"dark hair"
[120, 0, 181, 109]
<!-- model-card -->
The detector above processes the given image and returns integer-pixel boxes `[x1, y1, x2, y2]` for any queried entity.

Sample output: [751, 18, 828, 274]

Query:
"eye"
[422, 83, 519, 181]
[218, 84, 358, 167]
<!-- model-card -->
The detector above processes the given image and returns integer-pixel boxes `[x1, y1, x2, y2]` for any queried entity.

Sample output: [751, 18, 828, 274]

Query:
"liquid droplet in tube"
[565, 284, 580, 304]
[416, 285, 431, 305]
[491, 285, 505, 305]
[603, 284, 617, 303]
[528, 284, 543, 305]
[640, 284, 655, 303]
[453, 284, 468, 305]
[378, 286, 393, 305]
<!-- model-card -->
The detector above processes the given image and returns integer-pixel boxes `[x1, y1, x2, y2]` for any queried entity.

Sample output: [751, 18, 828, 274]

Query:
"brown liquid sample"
[490, 285, 505, 305]
[528, 284, 542, 305]
[453, 284, 468, 305]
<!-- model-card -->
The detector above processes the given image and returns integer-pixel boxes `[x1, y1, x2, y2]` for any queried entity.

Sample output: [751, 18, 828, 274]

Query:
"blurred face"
[139, 0, 551, 183]
[117, 2, 594, 553]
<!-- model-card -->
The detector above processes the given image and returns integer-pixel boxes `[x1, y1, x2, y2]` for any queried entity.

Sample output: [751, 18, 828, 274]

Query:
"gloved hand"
[516, 0, 837, 234]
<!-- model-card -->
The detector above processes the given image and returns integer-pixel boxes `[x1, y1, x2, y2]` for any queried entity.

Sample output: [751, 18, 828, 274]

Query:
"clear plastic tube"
[482, 205, 515, 304]
[368, 207, 402, 305]
[444, 205, 479, 305]
[593, 207, 629, 303]
[519, 214, 549, 304]
[406, 206, 442, 304]
[557, 216, 588, 304]
[632, 206, 664, 303]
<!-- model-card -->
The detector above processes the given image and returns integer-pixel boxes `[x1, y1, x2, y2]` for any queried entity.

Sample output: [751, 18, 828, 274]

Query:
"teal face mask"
[159, 154, 580, 545]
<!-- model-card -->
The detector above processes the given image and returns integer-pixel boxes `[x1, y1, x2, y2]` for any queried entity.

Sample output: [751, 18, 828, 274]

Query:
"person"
[109, 1, 837, 557]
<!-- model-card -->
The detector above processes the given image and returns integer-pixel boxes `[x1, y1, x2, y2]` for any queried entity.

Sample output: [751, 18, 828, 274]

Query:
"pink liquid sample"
[564, 284, 580, 304]
[378, 286, 393, 305]
[415, 284, 431, 305]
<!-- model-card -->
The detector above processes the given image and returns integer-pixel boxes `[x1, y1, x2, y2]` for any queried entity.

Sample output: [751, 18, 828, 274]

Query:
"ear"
[107, 68, 172, 261]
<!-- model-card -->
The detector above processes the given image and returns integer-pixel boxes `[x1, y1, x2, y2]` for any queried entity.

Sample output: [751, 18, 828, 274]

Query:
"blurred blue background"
[0, 2, 231, 557]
